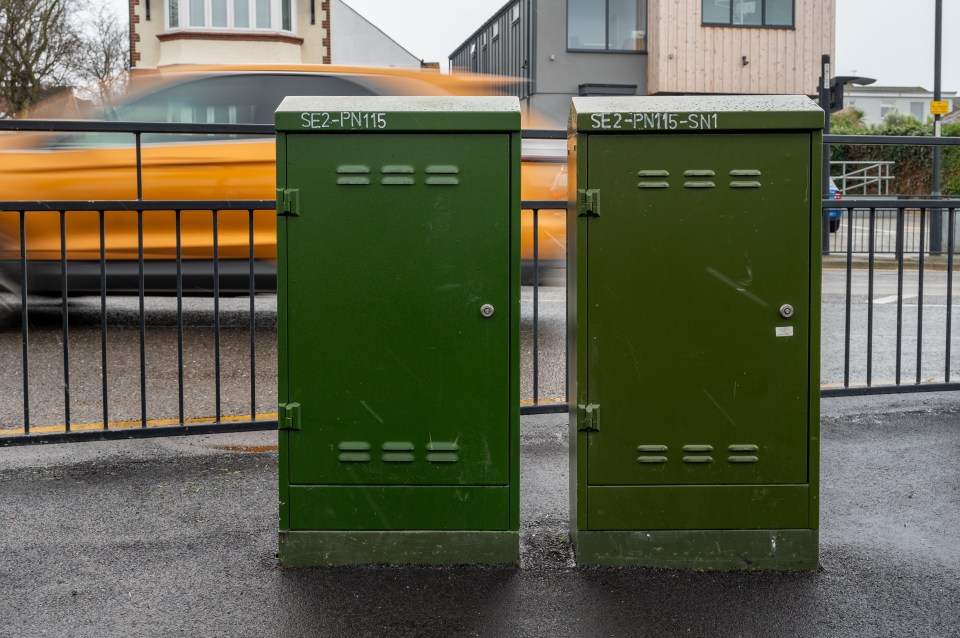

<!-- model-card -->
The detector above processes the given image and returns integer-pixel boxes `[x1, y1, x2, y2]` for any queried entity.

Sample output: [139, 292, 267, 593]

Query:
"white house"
[128, 0, 422, 69]
[843, 86, 958, 126]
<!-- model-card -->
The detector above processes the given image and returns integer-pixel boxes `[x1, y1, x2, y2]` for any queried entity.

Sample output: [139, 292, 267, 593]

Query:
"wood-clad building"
[648, 0, 835, 95]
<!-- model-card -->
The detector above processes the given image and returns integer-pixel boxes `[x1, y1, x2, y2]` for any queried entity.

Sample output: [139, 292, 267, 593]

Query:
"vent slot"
[638, 170, 670, 178]
[382, 441, 414, 451]
[682, 456, 713, 464]
[684, 181, 715, 189]
[730, 181, 762, 189]
[336, 165, 371, 186]
[426, 165, 460, 174]
[637, 445, 668, 453]
[728, 444, 759, 453]
[728, 456, 759, 464]
[637, 456, 668, 464]
[426, 441, 459, 452]
[638, 181, 670, 189]
[684, 169, 716, 177]
[425, 441, 458, 463]
[381, 165, 415, 186]
[338, 441, 371, 463]
[425, 165, 460, 186]
[380, 442, 415, 462]
[682, 444, 713, 453]
[382, 453, 415, 463]
[426, 177, 460, 186]
[338, 441, 371, 451]
[729, 169, 762, 177]
[381, 176, 415, 186]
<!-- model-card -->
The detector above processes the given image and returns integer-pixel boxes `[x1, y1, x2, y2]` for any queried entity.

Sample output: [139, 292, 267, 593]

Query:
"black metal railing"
[820, 199, 960, 397]
[821, 132, 960, 396]
[0, 121, 569, 444]
[2, 121, 958, 444]
[0, 201, 276, 444]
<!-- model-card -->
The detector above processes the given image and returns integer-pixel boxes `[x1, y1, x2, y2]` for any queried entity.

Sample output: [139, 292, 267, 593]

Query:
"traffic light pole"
[820, 54, 831, 255]
[931, 0, 944, 253]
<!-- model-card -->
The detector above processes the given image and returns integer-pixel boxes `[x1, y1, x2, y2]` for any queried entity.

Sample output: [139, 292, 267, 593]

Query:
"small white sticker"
[776, 326, 794, 337]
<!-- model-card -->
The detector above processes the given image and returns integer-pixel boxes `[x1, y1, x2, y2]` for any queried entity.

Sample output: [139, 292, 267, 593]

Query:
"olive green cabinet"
[276, 97, 521, 565]
[567, 96, 823, 569]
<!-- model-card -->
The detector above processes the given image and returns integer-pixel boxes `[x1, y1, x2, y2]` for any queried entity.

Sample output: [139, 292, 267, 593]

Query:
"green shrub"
[829, 112, 959, 196]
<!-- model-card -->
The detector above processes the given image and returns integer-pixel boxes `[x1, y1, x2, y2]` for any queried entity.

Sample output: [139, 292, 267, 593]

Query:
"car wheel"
[829, 219, 841, 233]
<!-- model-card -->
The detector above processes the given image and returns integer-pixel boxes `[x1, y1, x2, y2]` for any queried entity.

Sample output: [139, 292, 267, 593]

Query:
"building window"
[167, 0, 293, 32]
[492, 23, 499, 40]
[702, 0, 793, 28]
[512, 3, 520, 23]
[568, 0, 647, 52]
[880, 102, 895, 119]
[910, 101, 925, 121]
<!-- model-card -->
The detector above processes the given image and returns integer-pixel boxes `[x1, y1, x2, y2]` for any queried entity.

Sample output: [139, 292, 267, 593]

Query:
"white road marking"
[874, 294, 917, 304]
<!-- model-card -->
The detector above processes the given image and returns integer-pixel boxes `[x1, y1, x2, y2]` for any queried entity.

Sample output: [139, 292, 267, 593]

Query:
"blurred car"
[828, 179, 843, 232]
[0, 65, 566, 296]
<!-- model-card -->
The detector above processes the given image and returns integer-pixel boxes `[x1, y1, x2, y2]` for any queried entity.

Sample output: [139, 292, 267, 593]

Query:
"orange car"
[0, 65, 566, 295]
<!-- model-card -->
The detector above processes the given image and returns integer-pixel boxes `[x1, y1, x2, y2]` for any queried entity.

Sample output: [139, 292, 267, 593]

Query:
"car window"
[44, 73, 378, 149]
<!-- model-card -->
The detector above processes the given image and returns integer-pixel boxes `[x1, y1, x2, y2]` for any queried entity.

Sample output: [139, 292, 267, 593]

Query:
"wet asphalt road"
[1, 395, 959, 637]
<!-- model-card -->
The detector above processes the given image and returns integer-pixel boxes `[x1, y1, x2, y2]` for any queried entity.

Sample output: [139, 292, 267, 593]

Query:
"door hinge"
[277, 188, 300, 217]
[577, 188, 600, 217]
[577, 403, 600, 432]
[278, 402, 301, 430]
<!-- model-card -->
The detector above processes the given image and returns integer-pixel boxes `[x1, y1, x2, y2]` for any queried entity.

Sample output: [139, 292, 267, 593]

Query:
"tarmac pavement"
[1, 393, 959, 637]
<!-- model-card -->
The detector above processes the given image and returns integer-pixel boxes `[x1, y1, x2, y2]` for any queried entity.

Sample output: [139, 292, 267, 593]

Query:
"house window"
[910, 101, 925, 121]
[167, 0, 293, 32]
[702, 0, 794, 28]
[880, 102, 895, 118]
[568, 0, 647, 52]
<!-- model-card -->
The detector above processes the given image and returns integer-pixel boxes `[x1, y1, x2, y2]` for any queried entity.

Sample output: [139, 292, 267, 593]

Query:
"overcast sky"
[107, 0, 960, 92]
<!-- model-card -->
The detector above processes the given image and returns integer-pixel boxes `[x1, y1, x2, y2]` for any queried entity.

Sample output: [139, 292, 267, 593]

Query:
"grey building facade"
[450, 0, 647, 127]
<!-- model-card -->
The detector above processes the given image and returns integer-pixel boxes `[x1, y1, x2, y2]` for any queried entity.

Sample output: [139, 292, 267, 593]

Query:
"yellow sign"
[930, 100, 950, 115]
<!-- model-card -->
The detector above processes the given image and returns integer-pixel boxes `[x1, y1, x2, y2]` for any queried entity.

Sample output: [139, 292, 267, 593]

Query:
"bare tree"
[73, 2, 129, 106]
[0, 0, 83, 117]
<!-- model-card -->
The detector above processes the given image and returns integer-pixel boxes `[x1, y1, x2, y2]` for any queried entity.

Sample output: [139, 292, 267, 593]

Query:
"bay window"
[167, 0, 294, 32]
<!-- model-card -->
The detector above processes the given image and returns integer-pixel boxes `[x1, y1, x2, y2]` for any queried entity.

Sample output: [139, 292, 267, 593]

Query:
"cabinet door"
[284, 133, 511, 486]
[585, 133, 811, 486]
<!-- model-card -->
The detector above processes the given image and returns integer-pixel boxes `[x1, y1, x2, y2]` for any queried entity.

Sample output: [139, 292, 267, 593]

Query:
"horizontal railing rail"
[824, 134, 960, 147]
[0, 119, 275, 135]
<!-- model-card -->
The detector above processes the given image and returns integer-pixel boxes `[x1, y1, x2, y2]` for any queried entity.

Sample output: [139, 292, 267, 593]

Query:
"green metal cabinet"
[567, 96, 823, 570]
[275, 96, 521, 566]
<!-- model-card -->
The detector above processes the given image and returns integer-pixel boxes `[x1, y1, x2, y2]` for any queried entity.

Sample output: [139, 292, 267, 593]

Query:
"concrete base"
[279, 530, 519, 567]
[573, 529, 819, 571]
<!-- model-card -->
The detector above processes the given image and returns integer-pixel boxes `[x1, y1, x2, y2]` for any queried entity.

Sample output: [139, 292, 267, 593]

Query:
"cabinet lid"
[569, 95, 824, 135]
[277, 96, 520, 133]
